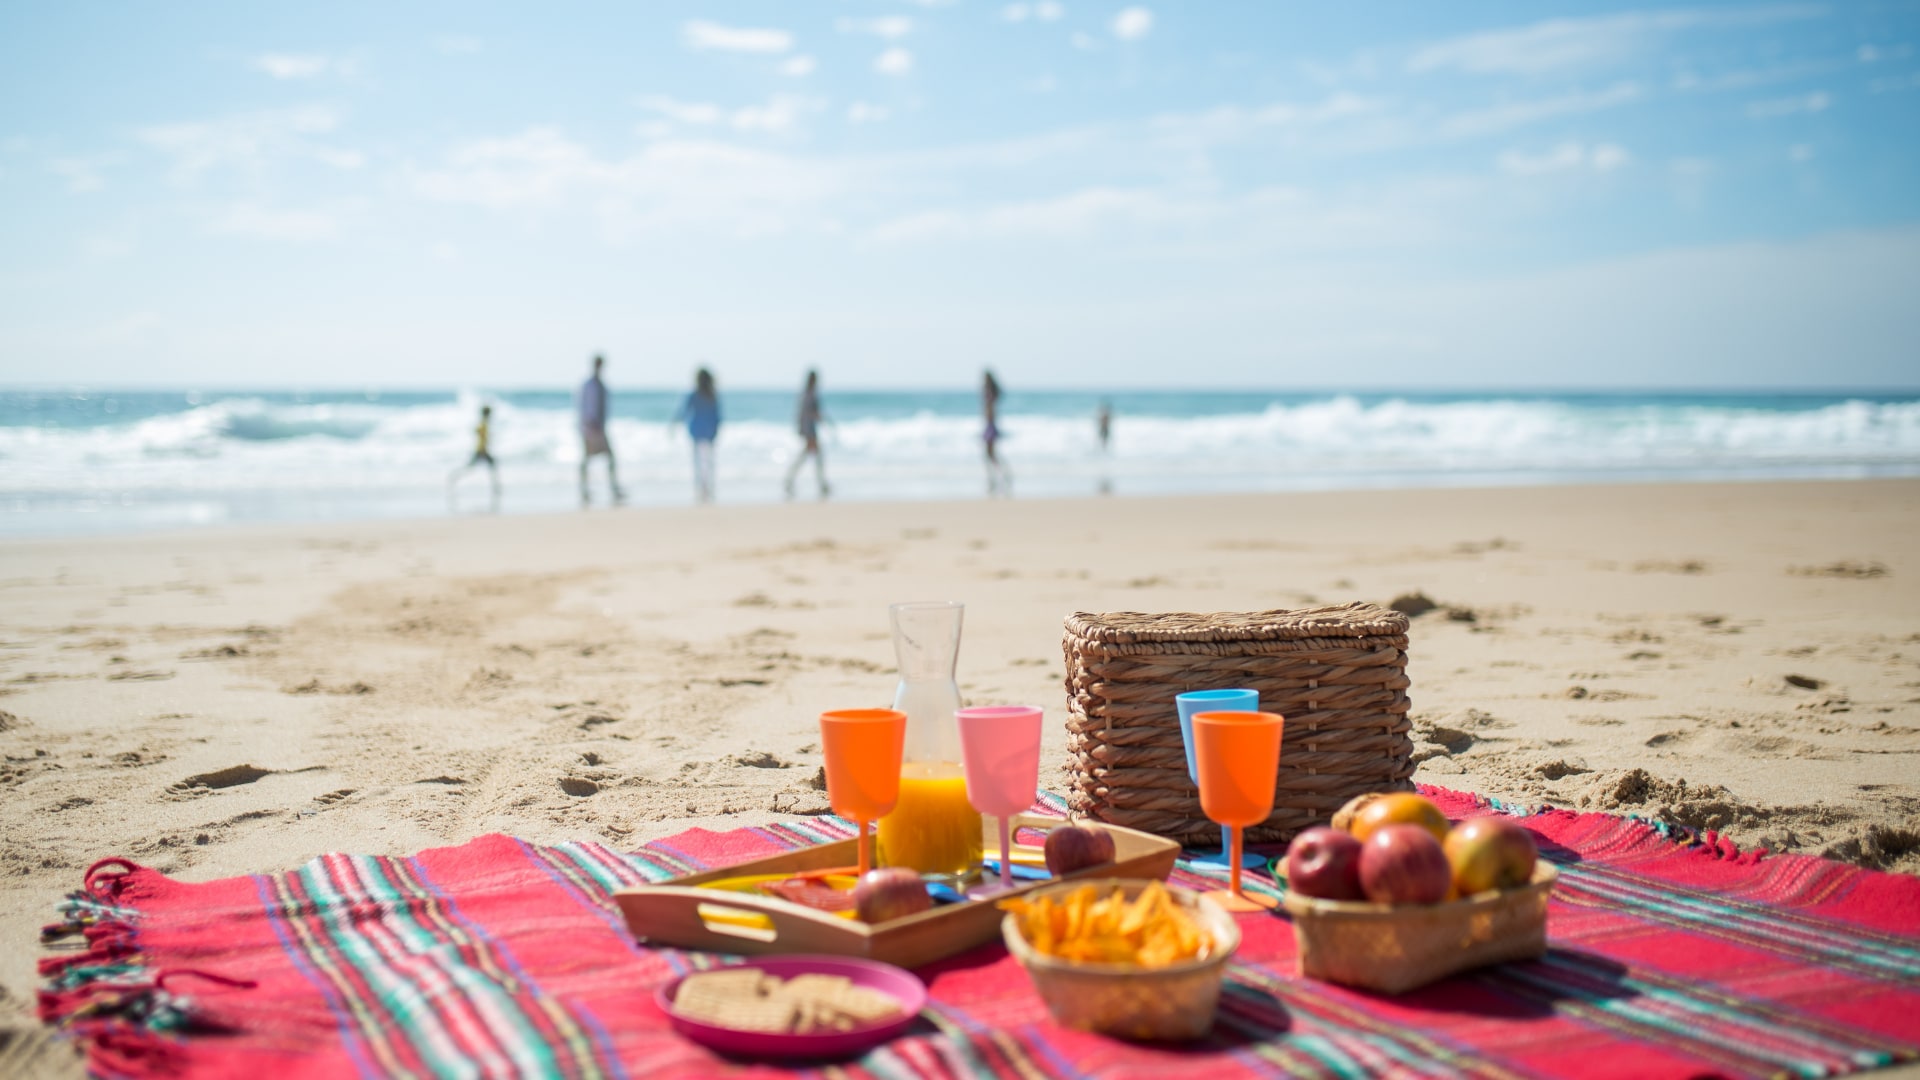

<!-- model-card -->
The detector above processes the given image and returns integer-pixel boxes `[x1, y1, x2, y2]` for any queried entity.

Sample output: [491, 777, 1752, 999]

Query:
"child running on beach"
[783, 369, 831, 500]
[447, 404, 500, 511]
[673, 367, 722, 504]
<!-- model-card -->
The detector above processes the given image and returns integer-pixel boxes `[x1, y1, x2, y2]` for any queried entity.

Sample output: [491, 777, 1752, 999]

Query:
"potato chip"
[1001, 882, 1211, 968]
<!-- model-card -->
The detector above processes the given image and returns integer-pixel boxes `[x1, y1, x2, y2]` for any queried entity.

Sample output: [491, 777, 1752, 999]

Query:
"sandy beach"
[2, 478, 1916, 1069]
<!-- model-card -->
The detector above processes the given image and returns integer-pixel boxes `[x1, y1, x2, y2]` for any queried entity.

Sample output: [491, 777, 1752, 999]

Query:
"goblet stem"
[1229, 829, 1244, 900]
[997, 816, 1012, 891]
[858, 821, 871, 876]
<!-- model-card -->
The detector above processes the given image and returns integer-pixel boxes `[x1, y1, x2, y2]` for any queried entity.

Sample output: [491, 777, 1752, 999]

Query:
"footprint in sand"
[559, 777, 599, 797]
[171, 764, 273, 794]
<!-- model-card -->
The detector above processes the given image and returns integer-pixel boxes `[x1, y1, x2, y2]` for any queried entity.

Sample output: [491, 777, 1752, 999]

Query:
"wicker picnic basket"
[1061, 603, 1414, 846]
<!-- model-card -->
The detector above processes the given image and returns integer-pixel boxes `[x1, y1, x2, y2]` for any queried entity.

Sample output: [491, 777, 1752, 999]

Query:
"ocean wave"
[2, 394, 1917, 500]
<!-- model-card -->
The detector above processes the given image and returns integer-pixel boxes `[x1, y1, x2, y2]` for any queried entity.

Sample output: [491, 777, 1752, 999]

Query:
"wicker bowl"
[1282, 862, 1557, 994]
[1001, 879, 1241, 1042]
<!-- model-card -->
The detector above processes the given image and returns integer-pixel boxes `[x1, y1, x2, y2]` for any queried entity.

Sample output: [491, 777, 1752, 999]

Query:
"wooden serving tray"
[614, 814, 1180, 970]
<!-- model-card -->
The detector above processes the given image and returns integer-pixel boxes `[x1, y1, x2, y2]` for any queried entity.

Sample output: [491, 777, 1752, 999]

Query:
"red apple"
[1358, 824, 1453, 905]
[852, 868, 931, 922]
[1444, 816, 1539, 895]
[1284, 827, 1365, 901]
[1043, 824, 1116, 877]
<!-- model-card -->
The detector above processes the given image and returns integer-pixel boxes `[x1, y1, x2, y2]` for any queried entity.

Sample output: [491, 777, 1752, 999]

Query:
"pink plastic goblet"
[955, 705, 1043, 897]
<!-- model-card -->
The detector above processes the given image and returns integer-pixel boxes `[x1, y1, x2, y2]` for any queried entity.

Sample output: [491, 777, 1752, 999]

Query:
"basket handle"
[614, 886, 863, 952]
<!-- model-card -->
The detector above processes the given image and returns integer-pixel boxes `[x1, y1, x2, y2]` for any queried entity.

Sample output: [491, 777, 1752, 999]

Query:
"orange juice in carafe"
[877, 761, 982, 874]
[879, 601, 983, 875]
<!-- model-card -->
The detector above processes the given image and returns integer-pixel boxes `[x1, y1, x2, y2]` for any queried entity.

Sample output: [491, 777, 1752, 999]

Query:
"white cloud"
[731, 95, 824, 134]
[1005, 2, 1065, 22]
[407, 128, 849, 238]
[863, 184, 1410, 249]
[48, 157, 108, 192]
[1408, 5, 1826, 76]
[1153, 93, 1379, 141]
[1112, 7, 1153, 41]
[848, 102, 892, 124]
[682, 20, 793, 54]
[251, 53, 331, 79]
[838, 16, 913, 39]
[781, 55, 817, 77]
[211, 203, 338, 241]
[1496, 140, 1629, 175]
[1747, 90, 1832, 117]
[639, 94, 822, 134]
[1870, 71, 1920, 93]
[1437, 82, 1642, 139]
[434, 36, 483, 55]
[138, 106, 356, 181]
[638, 96, 725, 125]
[1790, 143, 1814, 161]
[1590, 143, 1629, 170]
[875, 48, 914, 76]
[1071, 31, 1101, 51]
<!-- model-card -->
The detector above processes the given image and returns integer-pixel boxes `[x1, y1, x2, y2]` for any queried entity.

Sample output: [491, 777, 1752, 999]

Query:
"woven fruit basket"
[1062, 603, 1415, 846]
[1282, 862, 1557, 994]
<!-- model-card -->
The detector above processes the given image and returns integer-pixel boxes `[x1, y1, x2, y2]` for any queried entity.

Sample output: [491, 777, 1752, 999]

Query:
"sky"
[1, 1, 1917, 391]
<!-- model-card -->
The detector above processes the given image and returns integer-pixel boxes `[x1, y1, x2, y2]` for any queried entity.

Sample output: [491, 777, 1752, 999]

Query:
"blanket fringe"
[37, 857, 258, 1076]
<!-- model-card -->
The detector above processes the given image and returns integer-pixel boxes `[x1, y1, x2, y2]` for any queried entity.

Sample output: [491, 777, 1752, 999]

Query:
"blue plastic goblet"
[1176, 688, 1266, 868]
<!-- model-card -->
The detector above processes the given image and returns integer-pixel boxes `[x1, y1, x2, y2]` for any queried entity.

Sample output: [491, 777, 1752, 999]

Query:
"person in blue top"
[672, 367, 722, 503]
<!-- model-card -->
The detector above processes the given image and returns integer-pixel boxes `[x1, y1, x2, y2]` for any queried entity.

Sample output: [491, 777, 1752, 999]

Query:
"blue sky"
[2, 1, 1917, 390]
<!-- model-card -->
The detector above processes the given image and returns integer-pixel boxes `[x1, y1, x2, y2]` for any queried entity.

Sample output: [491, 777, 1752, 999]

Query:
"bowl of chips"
[999, 879, 1240, 1041]
[656, 955, 926, 1059]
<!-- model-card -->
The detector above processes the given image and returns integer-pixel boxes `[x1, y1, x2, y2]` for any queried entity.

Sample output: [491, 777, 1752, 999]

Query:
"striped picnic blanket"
[38, 786, 1920, 1079]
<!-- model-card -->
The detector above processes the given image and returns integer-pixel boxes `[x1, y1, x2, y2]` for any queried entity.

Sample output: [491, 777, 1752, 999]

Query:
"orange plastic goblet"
[819, 708, 907, 875]
[1192, 710, 1284, 912]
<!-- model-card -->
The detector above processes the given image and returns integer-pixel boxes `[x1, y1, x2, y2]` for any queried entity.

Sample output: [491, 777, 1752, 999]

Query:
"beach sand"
[2, 478, 1916, 1071]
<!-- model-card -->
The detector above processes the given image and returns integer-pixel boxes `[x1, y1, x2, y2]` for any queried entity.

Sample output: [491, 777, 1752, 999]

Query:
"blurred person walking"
[578, 354, 625, 506]
[447, 403, 500, 512]
[673, 367, 722, 503]
[982, 369, 1012, 497]
[783, 369, 832, 500]
[1095, 398, 1114, 497]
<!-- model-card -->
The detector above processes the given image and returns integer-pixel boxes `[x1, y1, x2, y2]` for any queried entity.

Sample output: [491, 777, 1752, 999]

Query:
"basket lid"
[1064, 602, 1407, 644]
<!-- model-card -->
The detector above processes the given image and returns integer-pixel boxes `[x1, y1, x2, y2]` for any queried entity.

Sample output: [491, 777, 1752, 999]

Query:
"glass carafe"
[876, 601, 983, 875]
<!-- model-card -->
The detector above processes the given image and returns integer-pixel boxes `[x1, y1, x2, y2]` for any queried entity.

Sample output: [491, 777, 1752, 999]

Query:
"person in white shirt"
[578, 354, 625, 506]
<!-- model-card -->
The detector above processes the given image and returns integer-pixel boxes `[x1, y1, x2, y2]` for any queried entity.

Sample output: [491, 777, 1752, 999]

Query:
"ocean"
[3, 388, 1917, 536]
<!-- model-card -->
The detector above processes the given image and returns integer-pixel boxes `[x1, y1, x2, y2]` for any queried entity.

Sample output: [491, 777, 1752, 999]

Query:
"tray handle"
[615, 886, 868, 953]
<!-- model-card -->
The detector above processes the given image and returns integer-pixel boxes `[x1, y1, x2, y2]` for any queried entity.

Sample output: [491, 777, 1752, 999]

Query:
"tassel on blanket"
[38, 857, 257, 1046]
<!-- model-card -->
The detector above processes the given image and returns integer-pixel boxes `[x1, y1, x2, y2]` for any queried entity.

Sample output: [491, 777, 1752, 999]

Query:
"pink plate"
[655, 954, 927, 1060]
